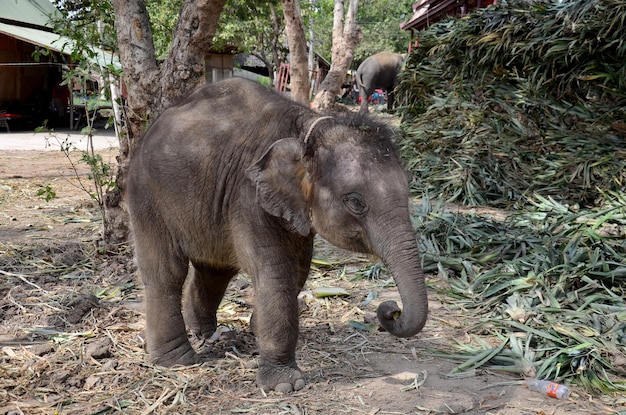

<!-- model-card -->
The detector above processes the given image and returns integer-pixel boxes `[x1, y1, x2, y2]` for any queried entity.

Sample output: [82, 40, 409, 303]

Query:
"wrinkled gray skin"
[127, 77, 428, 393]
[356, 51, 405, 114]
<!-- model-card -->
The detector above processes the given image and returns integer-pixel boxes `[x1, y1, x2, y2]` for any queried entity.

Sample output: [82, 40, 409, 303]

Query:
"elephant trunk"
[374, 219, 428, 338]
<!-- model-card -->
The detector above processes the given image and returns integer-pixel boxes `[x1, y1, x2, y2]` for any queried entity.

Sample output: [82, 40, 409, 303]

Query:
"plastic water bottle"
[525, 379, 571, 399]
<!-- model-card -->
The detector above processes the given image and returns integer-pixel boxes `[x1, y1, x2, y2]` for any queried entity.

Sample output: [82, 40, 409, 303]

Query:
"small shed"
[205, 53, 234, 83]
[275, 53, 330, 99]
[206, 46, 243, 84]
[234, 53, 271, 82]
[0, 0, 118, 130]
[0, 0, 65, 128]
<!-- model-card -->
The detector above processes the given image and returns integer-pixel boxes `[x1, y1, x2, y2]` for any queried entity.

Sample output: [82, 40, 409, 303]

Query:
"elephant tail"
[355, 70, 363, 89]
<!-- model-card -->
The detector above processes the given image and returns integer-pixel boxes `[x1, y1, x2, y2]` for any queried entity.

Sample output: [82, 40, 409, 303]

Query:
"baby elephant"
[127, 77, 428, 393]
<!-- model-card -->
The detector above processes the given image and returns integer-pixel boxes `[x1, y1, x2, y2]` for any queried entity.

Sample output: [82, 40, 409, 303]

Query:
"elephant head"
[248, 115, 428, 338]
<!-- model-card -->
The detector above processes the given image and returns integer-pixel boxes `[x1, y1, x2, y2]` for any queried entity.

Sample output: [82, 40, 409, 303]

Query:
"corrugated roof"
[400, 0, 497, 32]
[400, 0, 460, 31]
[0, 0, 60, 29]
[0, 22, 120, 69]
[0, 21, 69, 52]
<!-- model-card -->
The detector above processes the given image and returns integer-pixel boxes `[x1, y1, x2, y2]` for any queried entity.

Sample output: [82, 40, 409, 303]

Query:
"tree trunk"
[269, 2, 282, 82]
[254, 52, 275, 84]
[158, 0, 227, 113]
[281, 0, 310, 105]
[106, 0, 226, 249]
[105, 0, 159, 248]
[311, 0, 361, 112]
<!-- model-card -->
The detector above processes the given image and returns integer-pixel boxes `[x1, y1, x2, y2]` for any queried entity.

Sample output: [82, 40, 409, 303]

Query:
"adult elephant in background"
[356, 51, 405, 114]
[127, 77, 428, 393]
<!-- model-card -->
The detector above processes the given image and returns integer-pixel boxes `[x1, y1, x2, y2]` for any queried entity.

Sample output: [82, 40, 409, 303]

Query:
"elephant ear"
[246, 138, 312, 236]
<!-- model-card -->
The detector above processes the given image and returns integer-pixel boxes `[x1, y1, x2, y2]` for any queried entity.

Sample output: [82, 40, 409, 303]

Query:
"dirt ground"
[1, 148, 624, 415]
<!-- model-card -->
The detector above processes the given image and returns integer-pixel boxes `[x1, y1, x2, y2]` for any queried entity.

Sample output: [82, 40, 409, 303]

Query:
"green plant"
[37, 185, 57, 202]
[397, 0, 626, 207]
[413, 192, 626, 394]
[42, 126, 116, 239]
[30, 1, 124, 247]
[351, 262, 387, 281]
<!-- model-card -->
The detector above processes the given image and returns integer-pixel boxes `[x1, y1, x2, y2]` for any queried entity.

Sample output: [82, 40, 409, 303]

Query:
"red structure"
[275, 62, 326, 100]
[401, 0, 497, 52]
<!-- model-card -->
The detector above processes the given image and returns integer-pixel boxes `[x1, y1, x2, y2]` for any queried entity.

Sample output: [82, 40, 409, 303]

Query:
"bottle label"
[546, 382, 558, 398]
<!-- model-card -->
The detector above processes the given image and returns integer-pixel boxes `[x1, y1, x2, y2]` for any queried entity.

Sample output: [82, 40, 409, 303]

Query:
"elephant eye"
[343, 193, 368, 216]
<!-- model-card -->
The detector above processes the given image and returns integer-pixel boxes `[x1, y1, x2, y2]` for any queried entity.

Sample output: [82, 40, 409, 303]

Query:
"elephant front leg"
[253, 271, 305, 393]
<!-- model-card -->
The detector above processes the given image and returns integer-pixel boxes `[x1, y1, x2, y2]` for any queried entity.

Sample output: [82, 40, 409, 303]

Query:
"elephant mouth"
[345, 230, 371, 254]
[321, 229, 371, 254]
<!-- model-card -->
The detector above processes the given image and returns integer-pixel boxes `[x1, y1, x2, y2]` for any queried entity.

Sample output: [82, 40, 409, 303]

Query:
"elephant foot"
[257, 362, 305, 393]
[182, 303, 218, 340]
[150, 339, 199, 367]
[184, 314, 217, 340]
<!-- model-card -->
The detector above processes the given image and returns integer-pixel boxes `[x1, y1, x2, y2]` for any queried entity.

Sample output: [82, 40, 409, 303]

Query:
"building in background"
[0, 0, 117, 130]
[401, 0, 497, 52]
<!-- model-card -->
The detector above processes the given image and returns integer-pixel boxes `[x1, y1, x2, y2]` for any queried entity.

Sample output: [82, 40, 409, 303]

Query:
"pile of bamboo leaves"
[397, 0, 626, 207]
[412, 192, 626, 394]
[395, 0, 626, 396]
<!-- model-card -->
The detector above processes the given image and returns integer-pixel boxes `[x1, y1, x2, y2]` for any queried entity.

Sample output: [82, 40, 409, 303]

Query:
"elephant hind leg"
[387, 91, 396, 113]
[358, 87, 369, 114]
[141, 257, 198, 367]
[183, 264, 237, 339]
[132, 214, 197, 367]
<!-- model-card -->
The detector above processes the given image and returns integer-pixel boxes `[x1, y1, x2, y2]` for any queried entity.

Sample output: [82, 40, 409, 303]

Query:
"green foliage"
[311, 0, 413, 65]
[414, 192, 626, 393]
[308, 0, 337, 60]
[43, 0, 122, 243]
[257, 75, 273, 88]
[52, 0, 117, 53]
[146, 0, 287, 75]
[49, 0, 121, 116]
[217, 0, 287, 72]
[44, 132, 116, 234]
[397, 0, 626, 207]
[146, 0, 183, 58]
[354, 0, 413, 63]
[142, 0, 414, 75]
[37, 185, 57, 202]
[350, 262, 387, 281]
[82, 152, 116, 195]
[397, 0, 626, 394]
